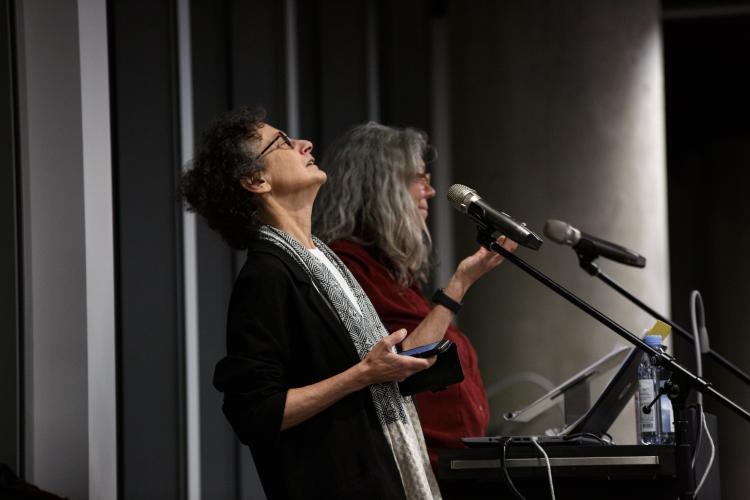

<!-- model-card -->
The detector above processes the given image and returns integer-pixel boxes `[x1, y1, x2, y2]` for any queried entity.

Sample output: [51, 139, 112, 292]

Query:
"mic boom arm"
[474, 226, 750, 424]
[580, 258, 750, 387]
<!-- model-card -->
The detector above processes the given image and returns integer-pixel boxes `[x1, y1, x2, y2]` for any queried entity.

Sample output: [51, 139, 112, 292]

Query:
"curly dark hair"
[180, 106, 267, 249]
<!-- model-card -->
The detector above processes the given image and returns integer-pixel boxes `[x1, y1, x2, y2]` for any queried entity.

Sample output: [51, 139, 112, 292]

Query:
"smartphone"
[399, 339, 453, 358]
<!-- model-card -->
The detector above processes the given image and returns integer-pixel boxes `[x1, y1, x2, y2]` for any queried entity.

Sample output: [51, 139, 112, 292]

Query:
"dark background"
[2, 0, 749, 498]
[663, 5, 750, 496]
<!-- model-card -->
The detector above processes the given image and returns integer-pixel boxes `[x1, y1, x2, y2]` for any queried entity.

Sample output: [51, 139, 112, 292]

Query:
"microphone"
[544, 219, 646, 267]
[447, 184, 543, 250]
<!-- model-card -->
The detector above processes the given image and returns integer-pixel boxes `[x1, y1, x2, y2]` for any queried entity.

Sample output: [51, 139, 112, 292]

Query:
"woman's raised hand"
[452, 234, 518, 291]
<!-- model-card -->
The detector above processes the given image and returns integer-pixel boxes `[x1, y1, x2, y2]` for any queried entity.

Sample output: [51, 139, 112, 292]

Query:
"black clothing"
[213, 239, 407, 500]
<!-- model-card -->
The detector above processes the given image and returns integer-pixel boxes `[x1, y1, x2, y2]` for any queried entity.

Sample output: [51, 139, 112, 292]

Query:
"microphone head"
[447, 184, 479, 214]
[544, 219, 581, 245]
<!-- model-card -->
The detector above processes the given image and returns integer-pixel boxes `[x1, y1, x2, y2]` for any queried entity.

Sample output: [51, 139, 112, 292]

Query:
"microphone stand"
[576, 252, 750, 386]
[476, 228, 750, 500]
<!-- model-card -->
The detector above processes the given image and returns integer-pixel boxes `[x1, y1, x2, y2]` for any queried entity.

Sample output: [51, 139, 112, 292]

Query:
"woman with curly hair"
[313, 122, 517, 470]
[182, 107, 444, 499]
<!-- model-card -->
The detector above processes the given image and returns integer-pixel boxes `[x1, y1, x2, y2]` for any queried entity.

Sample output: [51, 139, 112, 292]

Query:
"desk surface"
[438, 444, 677, 500]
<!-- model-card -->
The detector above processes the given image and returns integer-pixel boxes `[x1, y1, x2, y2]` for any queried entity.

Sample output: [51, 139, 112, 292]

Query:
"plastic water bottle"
[635, 335, 663, 444]
[656, 344, 675, 445]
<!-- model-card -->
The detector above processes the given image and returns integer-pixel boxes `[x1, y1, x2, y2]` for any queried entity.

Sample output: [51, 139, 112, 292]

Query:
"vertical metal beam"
[365, 0, 380, 122]
[177, 0, 201, 499]
[429, 13, 454, 288]
[77, 0, 118, 497]
[284, 0, 299, 137]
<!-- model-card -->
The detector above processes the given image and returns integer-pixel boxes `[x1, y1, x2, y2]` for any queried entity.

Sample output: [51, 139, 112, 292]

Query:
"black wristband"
[432, 288, 462, 314]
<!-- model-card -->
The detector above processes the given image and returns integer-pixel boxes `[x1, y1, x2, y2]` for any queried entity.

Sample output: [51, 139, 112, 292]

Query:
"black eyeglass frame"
[251, 131, 294, 164]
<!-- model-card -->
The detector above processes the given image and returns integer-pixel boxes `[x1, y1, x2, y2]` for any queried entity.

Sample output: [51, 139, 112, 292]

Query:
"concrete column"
[448, 0, 668, 442]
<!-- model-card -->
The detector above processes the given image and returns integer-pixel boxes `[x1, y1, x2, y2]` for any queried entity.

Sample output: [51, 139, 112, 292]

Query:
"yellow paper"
[647, 320, 671, 340]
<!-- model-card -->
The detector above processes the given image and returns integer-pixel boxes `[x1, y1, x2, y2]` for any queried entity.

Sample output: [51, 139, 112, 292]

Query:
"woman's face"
[251, 123, 326, 197]
[408, 158, 436, 220]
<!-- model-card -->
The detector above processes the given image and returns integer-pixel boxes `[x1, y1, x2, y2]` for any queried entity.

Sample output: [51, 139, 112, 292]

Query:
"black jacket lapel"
[246, 240, 361, 363]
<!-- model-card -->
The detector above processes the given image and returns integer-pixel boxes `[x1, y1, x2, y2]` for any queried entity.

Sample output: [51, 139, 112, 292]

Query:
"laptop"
[463, 345, 640, 447]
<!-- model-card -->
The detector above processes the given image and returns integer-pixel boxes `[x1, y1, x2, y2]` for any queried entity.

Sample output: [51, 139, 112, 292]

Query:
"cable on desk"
[501, 437, 527, 500]
[693, 409, 716, 498]
[690, 404, 704, 468]
[531, 436, 556, 500]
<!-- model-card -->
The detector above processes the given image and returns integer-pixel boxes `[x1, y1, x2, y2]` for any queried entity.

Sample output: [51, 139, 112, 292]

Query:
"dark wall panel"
[195, 223, 241, 500]
[312, 0, 368, 152]
[379, 0, 431, 131]
[297, 0, 433, 155]
[664, 15, 750, 500]
[190, 1, 248, 498]
[229, 0, 286, 129]
[191, 0, 230, 119]
[109, 0, 185, 498]
[296, 0, 320, 142]
[0, 0, 20, 475]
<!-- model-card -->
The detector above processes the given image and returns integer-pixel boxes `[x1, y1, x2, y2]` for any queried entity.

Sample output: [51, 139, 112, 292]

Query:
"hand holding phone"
[360, 329, 434, 385]
[399, 339, 453, 358]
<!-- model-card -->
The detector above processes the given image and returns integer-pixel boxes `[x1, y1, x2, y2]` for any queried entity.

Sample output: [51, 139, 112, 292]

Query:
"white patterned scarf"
[257, 225, 441, 500]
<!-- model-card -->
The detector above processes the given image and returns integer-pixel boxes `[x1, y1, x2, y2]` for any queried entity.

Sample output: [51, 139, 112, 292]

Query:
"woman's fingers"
[364, 331, 433, 384]
[382, 328, 407, 349]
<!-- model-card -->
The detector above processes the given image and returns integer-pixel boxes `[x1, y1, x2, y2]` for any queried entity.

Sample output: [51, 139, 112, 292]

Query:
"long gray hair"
[313, 122, 433, 287]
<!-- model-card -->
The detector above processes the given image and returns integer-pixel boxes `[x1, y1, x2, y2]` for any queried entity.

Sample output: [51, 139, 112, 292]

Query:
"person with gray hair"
[314, 122, 517, 469]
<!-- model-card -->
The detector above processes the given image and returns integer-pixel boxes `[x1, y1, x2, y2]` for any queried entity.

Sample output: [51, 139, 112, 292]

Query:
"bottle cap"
[644, 335, 663, 348]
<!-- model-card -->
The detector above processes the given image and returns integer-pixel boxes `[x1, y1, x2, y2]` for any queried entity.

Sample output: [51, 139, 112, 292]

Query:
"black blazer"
[213, 239, 407, 500]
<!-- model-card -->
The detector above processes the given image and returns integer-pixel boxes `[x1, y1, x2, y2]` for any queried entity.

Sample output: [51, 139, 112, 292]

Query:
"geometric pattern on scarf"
[257, 225, 407, 425]
[256, 225, 442, 500]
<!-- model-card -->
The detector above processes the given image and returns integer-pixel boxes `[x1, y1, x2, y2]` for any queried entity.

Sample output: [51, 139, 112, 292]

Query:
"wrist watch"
[432, 288, 462, 314]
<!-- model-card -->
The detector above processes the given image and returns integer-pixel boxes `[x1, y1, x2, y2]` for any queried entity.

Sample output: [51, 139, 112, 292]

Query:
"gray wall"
[16, 0, 89, 496]
[14, 1, 117, 498]
[449, 0, 669, 442]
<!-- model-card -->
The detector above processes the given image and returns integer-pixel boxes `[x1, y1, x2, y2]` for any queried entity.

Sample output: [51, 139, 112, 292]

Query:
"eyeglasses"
[252, 131, 294, 163]
[414, 172, 432, 189]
